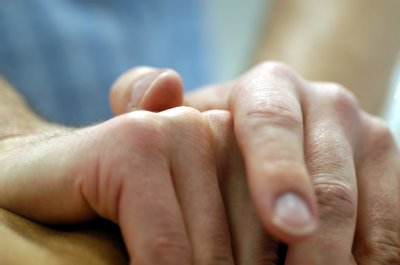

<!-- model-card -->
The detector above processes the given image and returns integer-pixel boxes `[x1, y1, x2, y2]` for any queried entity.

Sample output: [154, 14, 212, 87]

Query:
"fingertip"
[262, 195, 317, 244]
[139, 70, 184, 112]
[250, 168, 318, 243]
[110, 66, 157, 115]
[271, 192, 317, 240]
[109, 67, 184, 116]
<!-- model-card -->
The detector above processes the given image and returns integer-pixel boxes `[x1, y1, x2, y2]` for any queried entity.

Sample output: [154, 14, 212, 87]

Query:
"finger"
[285, 83, 359, 264]
[0, 113, 193, 265]
[184, 81, 234, 111]
[352, 114, 400, 264]
[229, 62, 318, 242]
[82, 113, 193, 265]
[205, 110, 284, 265]
[110, 66, 183, 115]
[160, 107, 235, 264]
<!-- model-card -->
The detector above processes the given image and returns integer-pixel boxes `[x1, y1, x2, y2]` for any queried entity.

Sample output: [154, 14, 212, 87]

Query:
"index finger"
[229, 62, 318, 243]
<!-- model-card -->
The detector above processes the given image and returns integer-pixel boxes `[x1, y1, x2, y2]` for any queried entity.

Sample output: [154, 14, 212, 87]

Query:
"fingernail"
[273, 192, 315, 236]
[130, 70, 166, 109]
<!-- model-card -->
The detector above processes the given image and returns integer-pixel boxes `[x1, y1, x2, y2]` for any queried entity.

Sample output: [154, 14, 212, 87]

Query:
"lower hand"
[0, 82, 236, 264]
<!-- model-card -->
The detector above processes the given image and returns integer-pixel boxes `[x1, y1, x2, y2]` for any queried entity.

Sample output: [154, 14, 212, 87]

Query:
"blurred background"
[1, 0, 400, 144]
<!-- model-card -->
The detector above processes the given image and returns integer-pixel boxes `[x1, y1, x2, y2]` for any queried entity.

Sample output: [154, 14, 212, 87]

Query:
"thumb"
[110, 66, 184, 115]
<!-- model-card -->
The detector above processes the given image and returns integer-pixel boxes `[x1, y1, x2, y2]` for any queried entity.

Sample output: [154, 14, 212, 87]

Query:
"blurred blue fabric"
[0, 0, 208, 126]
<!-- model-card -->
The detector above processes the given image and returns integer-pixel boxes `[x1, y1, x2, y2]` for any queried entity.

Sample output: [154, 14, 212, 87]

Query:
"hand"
[1, 74, 288, 265]
[0, 79, 237, 264]
[110, 67, 287, 264]
[111, 63, 400, 264]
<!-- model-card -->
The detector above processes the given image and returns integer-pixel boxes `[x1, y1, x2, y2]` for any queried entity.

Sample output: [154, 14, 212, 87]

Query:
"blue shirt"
[0, 0, 208, 126]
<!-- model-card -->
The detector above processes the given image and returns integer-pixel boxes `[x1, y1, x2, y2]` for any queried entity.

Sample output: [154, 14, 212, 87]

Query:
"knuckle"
[85, 112, 168, 221]
[254, 61, 297, 80]
[365, 116, 397, 156]
[168, 106, 209, 126]
[146, 233, 192, 264]
[237, 62, 305, 134]
[183, 108, 211, 132]
[203, 110, 233, 130]
[314, 181, 357, 222]
[313, 83, 362, 140]
[105, 111, 168, 151]
[241, 103, 303, 133]
[164, 106, 214, 144]
[360, 232, 400, 264]
[324, 82, 359, 116]
[202, 110, 235, 151]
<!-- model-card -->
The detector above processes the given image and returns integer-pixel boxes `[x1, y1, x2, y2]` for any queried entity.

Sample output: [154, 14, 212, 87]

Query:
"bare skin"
[2, 61, 400, 264]
[113, 63, 400, 264]
[2, 3, 400, 264]
[0, 77, 282, 264]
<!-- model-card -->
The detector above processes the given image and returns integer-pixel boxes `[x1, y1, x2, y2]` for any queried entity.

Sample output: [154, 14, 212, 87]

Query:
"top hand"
[111, 62, 400, 264]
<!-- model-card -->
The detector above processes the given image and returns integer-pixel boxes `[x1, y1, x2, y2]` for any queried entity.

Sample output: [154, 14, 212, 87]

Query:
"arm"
[0, 79, 129, 264]
[254, 0, 400, 115]
[0, 78, 238, 265]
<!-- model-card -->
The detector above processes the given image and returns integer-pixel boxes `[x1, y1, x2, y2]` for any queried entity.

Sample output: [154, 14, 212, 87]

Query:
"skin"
[188, 63, 400, 264]
[0, 77, 282, 264]
[1, 61, 400, 264]
[112, 62, 400, 264]
[0, 210, 129, 265]
[1, 2, 400, 264]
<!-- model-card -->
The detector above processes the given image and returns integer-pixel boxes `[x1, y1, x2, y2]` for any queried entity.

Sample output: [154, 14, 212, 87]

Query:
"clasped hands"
[1, 62, 400, 264]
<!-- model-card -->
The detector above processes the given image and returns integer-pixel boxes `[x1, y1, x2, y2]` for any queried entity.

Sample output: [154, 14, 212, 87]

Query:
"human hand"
[0, 79, 240, 264]
[110, 67, 288, 264]
[111, 63, 400, 264]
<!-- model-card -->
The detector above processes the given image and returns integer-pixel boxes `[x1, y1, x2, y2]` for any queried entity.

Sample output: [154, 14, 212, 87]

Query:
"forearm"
[254, 0, 400, 115]
[0, 80, 128, 263]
